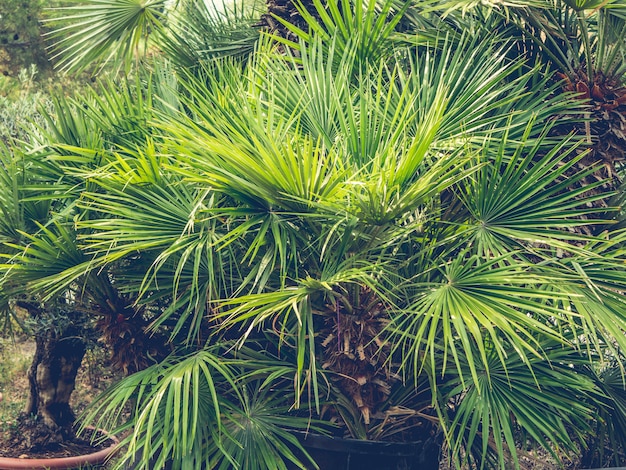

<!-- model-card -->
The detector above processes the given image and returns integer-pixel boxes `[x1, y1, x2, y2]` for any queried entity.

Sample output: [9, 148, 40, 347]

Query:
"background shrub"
[0, 0, 49, 76]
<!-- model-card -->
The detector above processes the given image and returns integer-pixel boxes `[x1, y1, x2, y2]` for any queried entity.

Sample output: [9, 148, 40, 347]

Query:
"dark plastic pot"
[121, 432, 441, 469]
[288, 431, 441, 470]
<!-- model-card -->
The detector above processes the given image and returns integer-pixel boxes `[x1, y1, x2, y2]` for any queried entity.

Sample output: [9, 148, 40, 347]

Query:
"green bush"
[0, 0, 48, 76]
[0, 65, 51, 145]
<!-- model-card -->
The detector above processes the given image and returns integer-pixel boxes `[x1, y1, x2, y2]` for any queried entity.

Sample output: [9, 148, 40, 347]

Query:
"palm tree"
[3, 0, 625, 468]
[0, 138, 92, 446]
[0, 78, 174, 450]
[492, 0, 626, 232]
[88, 45, 626, 467]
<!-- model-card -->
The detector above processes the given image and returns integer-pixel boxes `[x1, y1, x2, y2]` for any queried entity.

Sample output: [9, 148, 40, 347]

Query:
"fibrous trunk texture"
[320, 287, 394, 425]
[551, 70, 626, 234]
[25, 323, 86, 431]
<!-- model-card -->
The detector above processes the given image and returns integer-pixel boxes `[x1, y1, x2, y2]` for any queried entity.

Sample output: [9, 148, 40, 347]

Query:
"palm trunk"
[259, 0, 320, 43]
[14, 301, 86, 451]
[25, 324, 85, 429]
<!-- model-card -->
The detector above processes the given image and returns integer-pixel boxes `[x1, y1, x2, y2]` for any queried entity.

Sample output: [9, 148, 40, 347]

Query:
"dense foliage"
[1, 0, 626, 469]
[0, 0, 48, 75]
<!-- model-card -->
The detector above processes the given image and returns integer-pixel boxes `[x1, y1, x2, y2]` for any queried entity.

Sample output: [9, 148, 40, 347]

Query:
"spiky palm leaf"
[46, 0, 168, 73]
[46, 0, 264, 73]
[491, 0, 626, 215]
[160, 0, 262, 67]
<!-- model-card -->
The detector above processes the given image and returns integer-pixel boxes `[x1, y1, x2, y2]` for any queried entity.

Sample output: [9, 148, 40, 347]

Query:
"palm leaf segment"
[46, 0, 168, 73]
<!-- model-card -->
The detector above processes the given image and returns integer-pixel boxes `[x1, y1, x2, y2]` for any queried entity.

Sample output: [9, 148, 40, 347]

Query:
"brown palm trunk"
[259, 0, 320, 43]
[14, 302, 86, 451]
[25, 324, 85, 429]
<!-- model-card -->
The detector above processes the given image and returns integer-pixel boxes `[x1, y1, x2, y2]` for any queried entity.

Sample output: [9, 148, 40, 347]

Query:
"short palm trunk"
[13, 302, 86, 451]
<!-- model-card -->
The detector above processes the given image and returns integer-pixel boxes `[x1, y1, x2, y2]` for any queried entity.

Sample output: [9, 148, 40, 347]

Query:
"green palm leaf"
[46, 0, 168, 73]
[459, 123, 616, 258]
[438, 340, 598, 469]
[84, 350, 236, 470]
[160, 0, 262, 67]
[270, 0, 409, 70]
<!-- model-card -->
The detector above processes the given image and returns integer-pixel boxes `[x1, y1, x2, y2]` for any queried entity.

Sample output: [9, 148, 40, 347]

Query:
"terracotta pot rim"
[0, 427, 119, 470]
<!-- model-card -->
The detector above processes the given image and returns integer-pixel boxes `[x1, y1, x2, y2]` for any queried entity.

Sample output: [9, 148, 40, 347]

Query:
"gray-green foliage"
[0, 65, 51, 145]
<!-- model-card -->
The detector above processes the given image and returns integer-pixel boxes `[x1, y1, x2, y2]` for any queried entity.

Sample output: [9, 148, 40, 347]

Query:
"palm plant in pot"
[6, 0, 626, 468]
[0, 150, 114, 468]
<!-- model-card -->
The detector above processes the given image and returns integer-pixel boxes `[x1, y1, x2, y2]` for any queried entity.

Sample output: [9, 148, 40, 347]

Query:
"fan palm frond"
[46, 0, 168, 74]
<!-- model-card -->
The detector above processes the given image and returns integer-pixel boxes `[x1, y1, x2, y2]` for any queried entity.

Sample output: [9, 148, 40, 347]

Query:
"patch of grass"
[0, 337, 31, 434]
